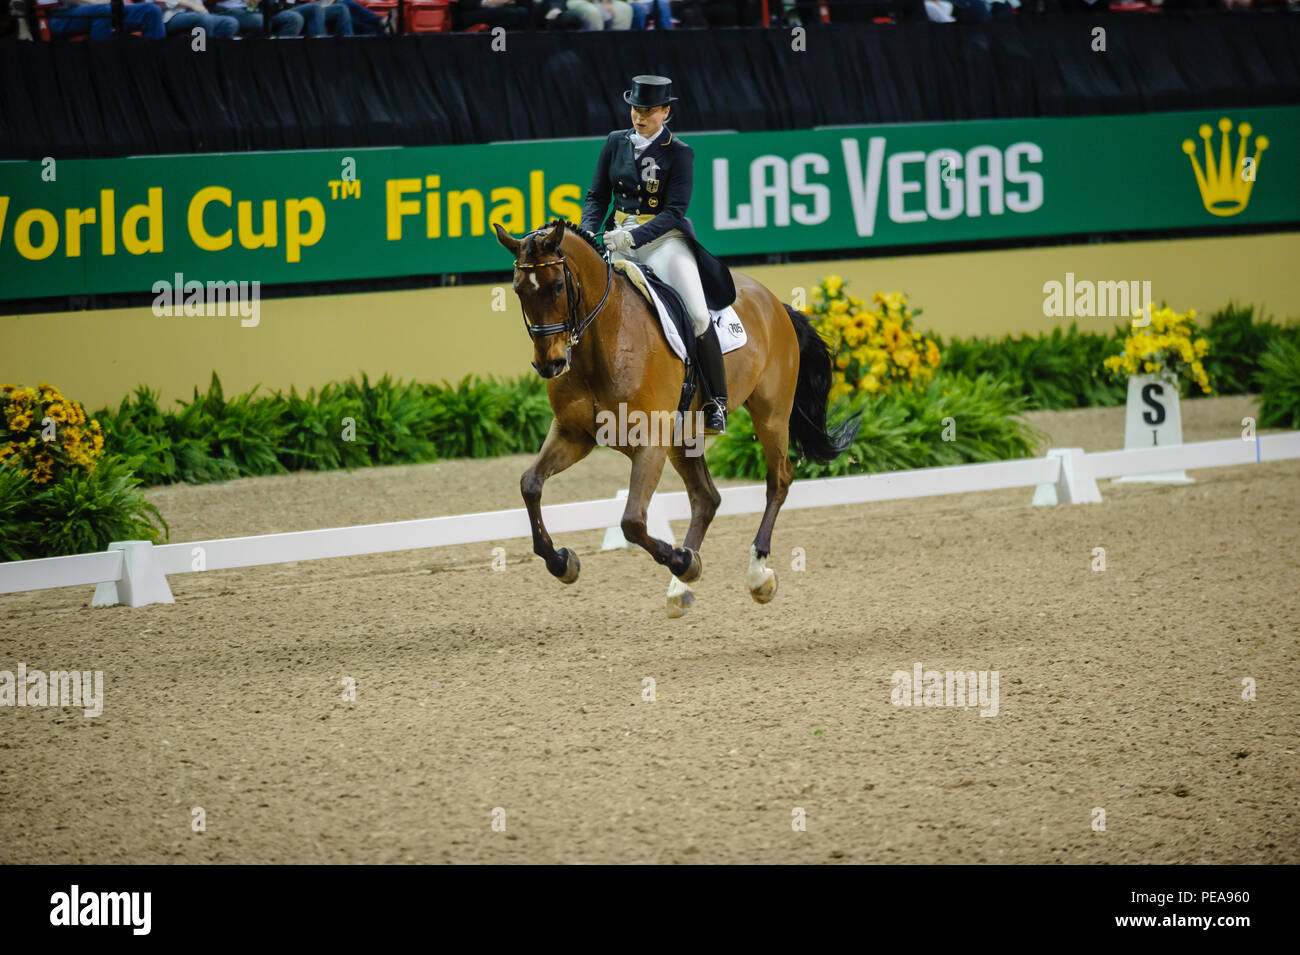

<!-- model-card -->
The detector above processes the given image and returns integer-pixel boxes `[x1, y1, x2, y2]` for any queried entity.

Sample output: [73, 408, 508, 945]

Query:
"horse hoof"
[749, 569, 777, 604]
[666, 588, 695, 618]
[673, 548, 702, 583]
[554, 547, 580, 584]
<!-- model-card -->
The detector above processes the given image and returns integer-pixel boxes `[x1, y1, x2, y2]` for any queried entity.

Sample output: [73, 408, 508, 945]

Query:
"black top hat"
[623, 75, 679, 108]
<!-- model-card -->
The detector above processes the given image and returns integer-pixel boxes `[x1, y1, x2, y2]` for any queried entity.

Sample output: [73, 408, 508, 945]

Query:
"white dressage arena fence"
[2, 432, 1297, 608]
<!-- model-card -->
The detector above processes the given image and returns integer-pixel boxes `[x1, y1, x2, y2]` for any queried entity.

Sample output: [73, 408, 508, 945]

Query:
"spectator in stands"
[535, 0, 587, 26]
[11, 0, 35, 39]
[949, 0, 991, 19]
[566, 0, 634, 27]
[453, 0, 530, 29]
[47, 0, 166, 38]
[629, 0, 674, 26]
[339, 0, 392, 33]
[283, 0, 353, 34]
[160, 0, 240, 37]
[215, 0, 306, 34]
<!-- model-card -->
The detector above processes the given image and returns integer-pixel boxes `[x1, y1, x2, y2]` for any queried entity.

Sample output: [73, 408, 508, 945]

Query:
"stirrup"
[703, 399, 727, 436]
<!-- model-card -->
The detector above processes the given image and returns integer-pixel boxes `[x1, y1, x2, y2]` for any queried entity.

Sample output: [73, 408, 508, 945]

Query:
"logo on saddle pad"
[714, 314, 743, 337]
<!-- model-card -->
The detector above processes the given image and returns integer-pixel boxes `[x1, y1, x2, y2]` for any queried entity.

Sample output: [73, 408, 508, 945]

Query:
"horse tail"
[784, 303, 862, 463]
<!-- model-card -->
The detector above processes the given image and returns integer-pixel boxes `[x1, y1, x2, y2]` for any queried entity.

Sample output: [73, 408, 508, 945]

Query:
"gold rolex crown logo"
[1182, 117, 1268, 217]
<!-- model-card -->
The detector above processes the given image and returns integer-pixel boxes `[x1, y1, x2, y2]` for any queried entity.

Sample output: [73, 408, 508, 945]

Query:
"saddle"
[612, 259, 701, 419]
[610, 258, 748, 420]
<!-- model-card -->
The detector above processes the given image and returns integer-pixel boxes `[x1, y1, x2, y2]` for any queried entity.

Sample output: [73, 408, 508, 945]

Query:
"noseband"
[514, 244, 613, 346]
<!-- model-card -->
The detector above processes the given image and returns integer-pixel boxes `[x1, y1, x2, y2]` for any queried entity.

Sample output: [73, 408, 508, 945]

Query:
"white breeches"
[613, 230, 711, 337]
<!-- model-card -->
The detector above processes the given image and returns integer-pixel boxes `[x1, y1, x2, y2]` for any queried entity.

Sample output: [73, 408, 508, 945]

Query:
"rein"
[514, 245, 613, 346]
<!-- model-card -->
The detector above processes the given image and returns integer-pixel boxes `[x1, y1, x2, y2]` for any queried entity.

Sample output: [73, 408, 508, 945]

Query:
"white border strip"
[1, 433, 1296, 597]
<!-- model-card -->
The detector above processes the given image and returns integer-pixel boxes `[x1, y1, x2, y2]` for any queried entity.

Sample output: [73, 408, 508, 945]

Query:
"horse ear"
[493, 222, 521, 255]
[538, 220, 565, 253]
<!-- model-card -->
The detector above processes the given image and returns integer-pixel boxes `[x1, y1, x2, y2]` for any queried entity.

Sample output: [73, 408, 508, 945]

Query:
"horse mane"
[523, 219, 604, 259]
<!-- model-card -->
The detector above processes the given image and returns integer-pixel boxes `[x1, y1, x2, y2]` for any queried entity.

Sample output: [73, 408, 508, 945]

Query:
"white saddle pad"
[711, 306, 747, 355]
[611, 259, 747, 363]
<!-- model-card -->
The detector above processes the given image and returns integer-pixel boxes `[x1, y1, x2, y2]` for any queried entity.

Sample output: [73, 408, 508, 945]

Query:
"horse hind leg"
[663, 442, 722, 618]
[744, 393, 794, 604]
[666, 575, 695, 619]
[621, 445, 702, 585]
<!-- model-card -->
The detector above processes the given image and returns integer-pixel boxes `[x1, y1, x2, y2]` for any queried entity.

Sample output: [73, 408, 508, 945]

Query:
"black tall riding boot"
[696, 323, 728, 435]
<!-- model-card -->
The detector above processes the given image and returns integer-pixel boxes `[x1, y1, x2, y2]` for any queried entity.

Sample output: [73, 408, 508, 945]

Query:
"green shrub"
[337, 373, 439, 466]
[708, 372, 1045, 481]
[94, 386, 182, 485]
[0, 455, 167, 561]
[178, 372, 287, 478]
[425, 375, 512, 459]
[936, 323, 1127, 411]
[1200, 303, 1300, 396]
[1256, 334, 1300, 430]
[0, 458, 34, 561]
[496, 374, 553, 454]
[272, 384, 366, 472]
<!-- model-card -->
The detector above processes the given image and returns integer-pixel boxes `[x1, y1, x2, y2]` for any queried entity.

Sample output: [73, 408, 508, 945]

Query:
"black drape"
[1, 14, 1297, 159]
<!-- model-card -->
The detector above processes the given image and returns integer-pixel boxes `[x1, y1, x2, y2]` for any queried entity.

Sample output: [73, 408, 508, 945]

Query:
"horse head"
[495, 219, 610, 380]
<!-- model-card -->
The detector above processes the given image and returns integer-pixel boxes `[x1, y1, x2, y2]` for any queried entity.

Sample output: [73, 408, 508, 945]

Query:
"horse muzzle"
[532, 353, 571, 379]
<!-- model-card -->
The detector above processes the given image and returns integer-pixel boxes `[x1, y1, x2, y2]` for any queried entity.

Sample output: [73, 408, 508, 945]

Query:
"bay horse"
[493, 219, 859, 617]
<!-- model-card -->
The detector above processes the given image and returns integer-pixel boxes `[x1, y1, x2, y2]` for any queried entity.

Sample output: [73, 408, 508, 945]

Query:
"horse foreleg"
[621, 445, 702, 583]
[521, 423, 595, 584]
[669, 444, 723, 553]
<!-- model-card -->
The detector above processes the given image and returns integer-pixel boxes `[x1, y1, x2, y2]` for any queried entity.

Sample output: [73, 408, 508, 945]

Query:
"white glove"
[603, 229, 634, 253]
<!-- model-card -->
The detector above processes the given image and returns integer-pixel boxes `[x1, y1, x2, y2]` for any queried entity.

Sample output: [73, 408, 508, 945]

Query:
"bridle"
[514, 239, 613, 346]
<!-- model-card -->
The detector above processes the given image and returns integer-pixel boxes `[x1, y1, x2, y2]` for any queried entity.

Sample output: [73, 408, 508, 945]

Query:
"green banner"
[1, 107, 1296, 300]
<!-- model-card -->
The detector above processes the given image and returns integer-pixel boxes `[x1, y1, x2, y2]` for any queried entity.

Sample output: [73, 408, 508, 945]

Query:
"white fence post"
[601, 488, 675, 549]
[600, 489, 630, 550]
[1032, 448, 1103, 506]
[91, 541, 175, 608]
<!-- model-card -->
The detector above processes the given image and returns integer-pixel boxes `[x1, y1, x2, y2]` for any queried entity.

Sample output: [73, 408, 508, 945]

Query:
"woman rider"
[580, 75, 737, 434]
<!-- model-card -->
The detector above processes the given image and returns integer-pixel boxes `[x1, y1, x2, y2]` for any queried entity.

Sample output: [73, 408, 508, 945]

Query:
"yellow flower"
[881, 321, 904, 351]
[10, 412, 32, 431]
